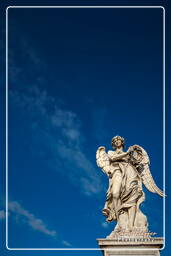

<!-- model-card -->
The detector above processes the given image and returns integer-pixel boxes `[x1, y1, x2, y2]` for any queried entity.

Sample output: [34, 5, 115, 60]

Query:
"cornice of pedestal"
[97, 237, 164, 249]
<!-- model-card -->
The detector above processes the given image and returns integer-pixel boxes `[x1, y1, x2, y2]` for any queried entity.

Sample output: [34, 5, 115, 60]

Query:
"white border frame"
[6, 5, 165, 251]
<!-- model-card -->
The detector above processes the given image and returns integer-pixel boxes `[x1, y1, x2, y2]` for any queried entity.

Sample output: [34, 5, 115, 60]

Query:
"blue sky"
[0, 1, 170, 256]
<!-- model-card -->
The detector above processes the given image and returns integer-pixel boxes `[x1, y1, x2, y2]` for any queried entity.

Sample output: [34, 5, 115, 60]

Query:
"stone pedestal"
[97, 237, 164, 256]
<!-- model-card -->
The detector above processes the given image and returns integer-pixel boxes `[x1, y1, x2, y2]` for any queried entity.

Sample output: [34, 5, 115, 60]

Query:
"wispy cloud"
[9, 86, 103, 196]
[9, 36, 47, 84]
[62, 240, 71, 247]
[8, 201, 57, 237]
[0, 200, 72, 245]
[0, 210, 5, 220]
[8, 31, 103, 196]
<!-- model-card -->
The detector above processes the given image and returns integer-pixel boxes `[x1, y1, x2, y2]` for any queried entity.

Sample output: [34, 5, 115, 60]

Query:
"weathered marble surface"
[96, 136, 164, 235]
[97, 237, 164, 256]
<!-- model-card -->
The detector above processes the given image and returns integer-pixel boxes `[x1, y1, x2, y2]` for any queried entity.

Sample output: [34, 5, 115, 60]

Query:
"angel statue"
[96, 136, 164, 237]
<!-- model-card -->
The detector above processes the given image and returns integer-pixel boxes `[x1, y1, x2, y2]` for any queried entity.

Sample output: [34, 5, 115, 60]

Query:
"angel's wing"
[129, 145, 165, 197]
[96, 146, 111, 175]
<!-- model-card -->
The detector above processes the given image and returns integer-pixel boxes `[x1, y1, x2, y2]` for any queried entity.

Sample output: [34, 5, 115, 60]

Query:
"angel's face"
[114, 139, 122, 148]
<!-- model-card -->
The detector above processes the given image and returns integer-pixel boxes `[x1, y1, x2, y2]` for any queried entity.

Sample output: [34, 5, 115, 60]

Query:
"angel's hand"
[127, 147, 134, 155]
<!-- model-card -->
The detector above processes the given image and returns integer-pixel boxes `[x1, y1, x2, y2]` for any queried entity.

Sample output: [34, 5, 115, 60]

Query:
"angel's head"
[111, 136, 125, 149]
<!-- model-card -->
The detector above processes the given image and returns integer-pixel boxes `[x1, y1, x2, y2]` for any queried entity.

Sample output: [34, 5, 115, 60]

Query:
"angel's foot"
[128, 225, 135, 232]
[124, 229, 130, 233]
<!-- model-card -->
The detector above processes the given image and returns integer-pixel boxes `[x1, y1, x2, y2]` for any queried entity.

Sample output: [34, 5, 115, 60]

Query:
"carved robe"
[102, 152, 147, 231]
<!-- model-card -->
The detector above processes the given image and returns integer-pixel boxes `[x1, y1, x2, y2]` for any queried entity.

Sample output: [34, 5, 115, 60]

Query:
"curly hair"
[111, 135, 125, 148]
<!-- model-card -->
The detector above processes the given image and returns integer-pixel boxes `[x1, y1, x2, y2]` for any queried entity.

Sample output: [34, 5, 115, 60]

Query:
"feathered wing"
[130, 145, 165, 197]
[96, 146, 111, 176]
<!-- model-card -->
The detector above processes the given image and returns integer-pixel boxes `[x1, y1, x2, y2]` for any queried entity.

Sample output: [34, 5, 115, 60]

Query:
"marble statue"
[96, 136, 164, 237]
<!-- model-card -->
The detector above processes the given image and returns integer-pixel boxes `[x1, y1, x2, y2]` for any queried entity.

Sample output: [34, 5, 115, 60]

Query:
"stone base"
[97, 237, 164, 256]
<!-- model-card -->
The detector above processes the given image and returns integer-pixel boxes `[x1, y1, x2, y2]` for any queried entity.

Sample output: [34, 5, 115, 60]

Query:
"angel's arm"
[108, 151, 129, 161]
